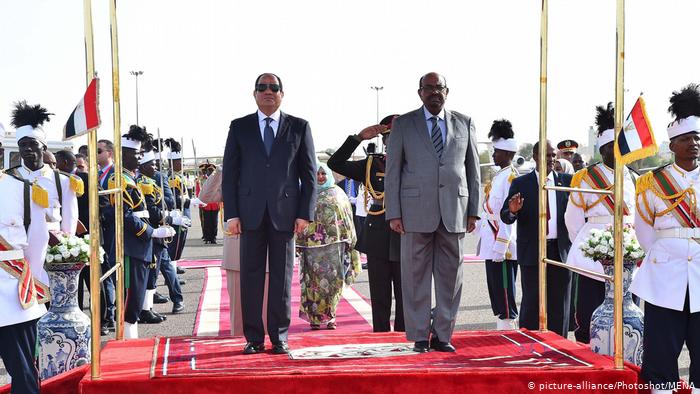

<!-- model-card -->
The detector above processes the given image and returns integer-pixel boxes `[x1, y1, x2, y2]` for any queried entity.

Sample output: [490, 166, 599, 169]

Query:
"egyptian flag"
[615, 96, 658, 165]
[63, 77, 100, 140]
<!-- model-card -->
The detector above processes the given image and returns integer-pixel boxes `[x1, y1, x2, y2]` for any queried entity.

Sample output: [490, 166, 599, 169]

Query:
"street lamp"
[370, 86, 383, 123]
[130, 70, 144, 124]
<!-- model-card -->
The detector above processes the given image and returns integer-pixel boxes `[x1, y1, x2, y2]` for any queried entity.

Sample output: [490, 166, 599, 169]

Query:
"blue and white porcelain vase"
[37, 260, 91, 379]
[589, 259, 644, 365]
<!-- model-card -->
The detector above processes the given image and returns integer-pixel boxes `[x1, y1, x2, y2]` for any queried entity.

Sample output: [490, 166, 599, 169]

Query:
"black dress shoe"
[152, 310, 167, 320]
[177, 267, 186, 274]
[139, 310, 166, 324]
[413, 341, 430, 353]
[430, 338, 456, 352]
[172, 301, 184, 313]
[100, 325, 110, 336]
[179, 279, 187, 285]
[153, 292, 170, 304]
[271, 342, 290, 354]
[103, 320, 116, 331]
[243, 342, 265, 354]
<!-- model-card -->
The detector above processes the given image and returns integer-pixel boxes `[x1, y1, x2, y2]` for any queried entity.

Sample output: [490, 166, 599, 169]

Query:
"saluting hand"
[508, 193, 525, 214]
[357, 125, 388, 140]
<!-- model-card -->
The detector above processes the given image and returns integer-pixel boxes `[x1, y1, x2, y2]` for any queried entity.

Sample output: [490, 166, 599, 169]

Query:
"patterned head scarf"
[316, 161, 335, 192]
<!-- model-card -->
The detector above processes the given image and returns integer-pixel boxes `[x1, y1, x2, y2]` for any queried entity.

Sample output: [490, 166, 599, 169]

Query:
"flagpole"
[109, 0, 126, 342]
[83, 0, 102, 380]
[612, 0, 625, 370]
[538, 0, 549, 333]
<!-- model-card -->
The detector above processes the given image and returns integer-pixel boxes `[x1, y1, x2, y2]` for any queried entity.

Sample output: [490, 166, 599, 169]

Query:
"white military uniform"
[478, 165, 518, 261]
[13, 164, 78, 285]
[631, 163, 700, 313]
[565, 163, 636, 280]
[0, 172, 47, 327]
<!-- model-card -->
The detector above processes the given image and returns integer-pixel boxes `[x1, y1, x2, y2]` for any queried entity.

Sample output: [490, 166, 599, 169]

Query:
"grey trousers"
[400, 221, 464, 342]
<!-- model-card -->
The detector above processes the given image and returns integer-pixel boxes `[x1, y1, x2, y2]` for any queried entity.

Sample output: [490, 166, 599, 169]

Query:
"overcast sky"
[1, 0, 698, 158]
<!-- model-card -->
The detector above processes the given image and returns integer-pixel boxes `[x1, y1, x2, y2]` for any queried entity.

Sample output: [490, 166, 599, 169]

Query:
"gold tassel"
[70, 175, 84, 196]
[635, 171, 654, 196]
[139, 183, 154, 196]
[32, 182, 49, 208]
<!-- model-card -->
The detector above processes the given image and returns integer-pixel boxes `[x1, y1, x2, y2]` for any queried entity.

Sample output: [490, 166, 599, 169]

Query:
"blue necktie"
[430, 116, 444, 158]
[264, 117, 274, 156]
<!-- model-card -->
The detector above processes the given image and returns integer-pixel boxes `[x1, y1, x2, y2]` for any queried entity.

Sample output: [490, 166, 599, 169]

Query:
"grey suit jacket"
[385, 107, 480, 233]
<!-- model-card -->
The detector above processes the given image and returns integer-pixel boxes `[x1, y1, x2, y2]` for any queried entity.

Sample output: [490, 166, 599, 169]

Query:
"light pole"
[130, 70, 143, 124]
[370, 86, 383, 123]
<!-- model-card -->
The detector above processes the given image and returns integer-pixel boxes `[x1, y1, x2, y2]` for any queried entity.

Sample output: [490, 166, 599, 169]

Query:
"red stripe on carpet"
[178, 259, 222, 269]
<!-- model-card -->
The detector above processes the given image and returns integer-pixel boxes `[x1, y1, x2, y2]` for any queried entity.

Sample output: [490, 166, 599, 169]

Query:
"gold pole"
[538, 0, 549, 332]
[109, 0, 126, 340]
[613, 0, 626, 370]
[83, 0, 102, 380]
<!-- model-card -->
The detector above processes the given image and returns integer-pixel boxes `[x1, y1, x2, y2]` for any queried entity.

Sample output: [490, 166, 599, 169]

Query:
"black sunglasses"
[256, 83, 281, 93]
[97, 148, 103, 154]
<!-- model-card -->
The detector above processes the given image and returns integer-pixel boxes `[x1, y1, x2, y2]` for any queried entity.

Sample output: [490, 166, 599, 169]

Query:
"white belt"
[587, 215, 633, 225]
[0, 249, 24, 261]
[133, 211, 150, 219]
[656, 228, 700, 239]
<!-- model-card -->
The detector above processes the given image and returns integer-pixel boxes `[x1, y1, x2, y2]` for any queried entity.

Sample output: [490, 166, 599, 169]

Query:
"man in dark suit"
[223, 73, 316, 355]
[500, 140, 573, 337]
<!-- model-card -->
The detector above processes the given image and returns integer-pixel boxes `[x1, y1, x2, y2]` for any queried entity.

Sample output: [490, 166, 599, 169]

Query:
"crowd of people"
[2, 72, 699, 394]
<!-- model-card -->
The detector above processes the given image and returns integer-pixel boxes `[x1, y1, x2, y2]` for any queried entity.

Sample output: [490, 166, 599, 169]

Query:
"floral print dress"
[296, 185, 361, 325]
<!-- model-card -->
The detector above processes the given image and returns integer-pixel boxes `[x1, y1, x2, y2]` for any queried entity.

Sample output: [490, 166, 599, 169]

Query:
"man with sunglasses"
[385, 72, 481, 353]
[223, 73, 316, 355]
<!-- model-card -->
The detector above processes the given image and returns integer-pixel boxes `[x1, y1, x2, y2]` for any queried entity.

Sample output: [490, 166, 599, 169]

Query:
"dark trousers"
[156, 245, 183, 303]
[569, 273, 578, 331]
[240, 210, 294, 344]
[124, 257, 149, 324]
[642, 292, 700, 388]
[574, 275, 605, 343]
[367, 255, 404, 332]
[101, 260, 116, 322]
[167, 225, 188, 261]
[519, 242, 572, 337]
[202, 209, 219, 242]
[0, 319, 40, 394]
[485, 259, 519, 320]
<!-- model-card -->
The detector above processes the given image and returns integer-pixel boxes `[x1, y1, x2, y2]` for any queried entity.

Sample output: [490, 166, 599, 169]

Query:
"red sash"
[0, 237, 49, 309]
[586, 165, 630, 215]
[653, 169, 700, 228]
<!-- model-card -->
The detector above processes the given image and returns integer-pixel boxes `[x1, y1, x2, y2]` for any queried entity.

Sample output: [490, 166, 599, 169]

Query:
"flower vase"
[589, 259, 644, 365]
[37, 260, 91, 379]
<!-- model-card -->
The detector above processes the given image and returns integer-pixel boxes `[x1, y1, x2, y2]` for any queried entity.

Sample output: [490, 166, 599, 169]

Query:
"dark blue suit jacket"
[500, 170, 572, 266]
[222, 111, 316, 231]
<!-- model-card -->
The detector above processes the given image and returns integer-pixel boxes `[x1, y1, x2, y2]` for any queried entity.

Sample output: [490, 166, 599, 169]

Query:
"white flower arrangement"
[579, 224, 645, 264]
[45, 232, 104, 265]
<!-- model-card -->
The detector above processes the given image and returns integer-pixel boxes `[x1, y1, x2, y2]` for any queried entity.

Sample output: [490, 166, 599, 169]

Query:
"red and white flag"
[615, 95, 658, 165]
[63, 77, 100, 140]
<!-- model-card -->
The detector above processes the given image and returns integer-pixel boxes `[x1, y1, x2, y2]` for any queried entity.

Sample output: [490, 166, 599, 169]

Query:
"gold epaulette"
[570, 167, 588, 189]
[169, 177, 180, 189]
[139, 182, 155, 196]
[635, 171, 655, 196]
[70, 175, 84, 197]
[32, 182, 49, 208]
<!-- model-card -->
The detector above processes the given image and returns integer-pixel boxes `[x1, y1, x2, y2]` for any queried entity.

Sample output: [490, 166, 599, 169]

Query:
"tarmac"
[0, 207, 690, 386]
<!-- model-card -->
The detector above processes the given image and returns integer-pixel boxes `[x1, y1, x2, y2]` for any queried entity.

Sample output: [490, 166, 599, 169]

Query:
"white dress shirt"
[257, 109, 281, 140]
[535, 170, 558, 239]
[422, 106, 446, 144]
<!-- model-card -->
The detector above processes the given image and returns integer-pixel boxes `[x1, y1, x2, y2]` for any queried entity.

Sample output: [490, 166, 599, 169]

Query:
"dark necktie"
[264, 117, 274, 156]
[430, 116, 444, 158]
[546, 189, 551, 236]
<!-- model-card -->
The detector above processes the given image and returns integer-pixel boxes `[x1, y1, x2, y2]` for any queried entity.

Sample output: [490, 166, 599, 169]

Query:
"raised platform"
[76, 330, 644, 394]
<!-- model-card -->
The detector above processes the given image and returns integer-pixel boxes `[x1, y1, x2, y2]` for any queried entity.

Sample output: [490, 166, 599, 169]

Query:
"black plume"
[11, 100, 53, 128]
[668, 83, 700, 120]
[123, 124, 150, 143]
[595, 102, 615, 135]
[141, 134, 155, 152]
[164, 137, 181, 153]
[487, 119, 514, 141]
[152, 138, 165, 153]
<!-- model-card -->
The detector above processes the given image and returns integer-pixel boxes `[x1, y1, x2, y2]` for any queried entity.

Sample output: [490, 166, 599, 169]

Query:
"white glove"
[491, 251, 506, 263]
[171, 216, 192, 227]
[152, 226, 176, 239]
[190, 197, 205, 207]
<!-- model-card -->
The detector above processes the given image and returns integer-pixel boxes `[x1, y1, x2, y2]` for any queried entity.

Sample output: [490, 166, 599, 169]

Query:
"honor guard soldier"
[108, 126, 175, 338]
[631, 85, 700, 394]
[0, 142, 50, 394]
[7, 101, 80, 287]
[327, 114, 404, 332]
[477, 120, 519, 330]
[565, 103, 637, 344]
[137, 138, 185, 316]
[557, 139, 579, 163]
[164, 138, 192, 272]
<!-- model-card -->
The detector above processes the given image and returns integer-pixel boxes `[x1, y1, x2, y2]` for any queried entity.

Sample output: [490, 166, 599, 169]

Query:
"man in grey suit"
[386, 72, 480, 353]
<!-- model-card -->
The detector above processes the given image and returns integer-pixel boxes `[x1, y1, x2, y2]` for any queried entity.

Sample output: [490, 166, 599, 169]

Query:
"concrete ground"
[1, 208, 690, 385]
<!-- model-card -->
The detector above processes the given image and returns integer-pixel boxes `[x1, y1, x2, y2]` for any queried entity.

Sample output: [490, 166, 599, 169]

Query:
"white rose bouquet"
[579, 224, 645, 264]
[45, 232, 103, 265]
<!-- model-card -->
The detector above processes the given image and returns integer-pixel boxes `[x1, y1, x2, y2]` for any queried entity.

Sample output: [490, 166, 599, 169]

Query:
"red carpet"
[78, 330, 644, 394]
[177, 259, 222, 269]
[193, 265, 373, 336]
